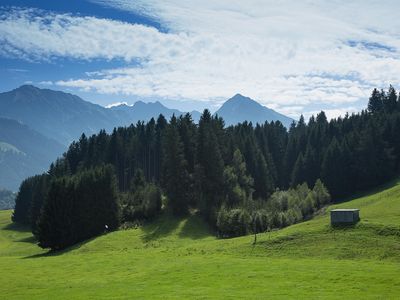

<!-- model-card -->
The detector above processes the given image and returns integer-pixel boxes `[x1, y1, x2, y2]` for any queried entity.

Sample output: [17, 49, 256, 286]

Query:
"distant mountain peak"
[232, 93, 245, 98]
[16, 84, 38, 91]
[13, 84, 42, 95]
[230, 93, 248, 100]
[225, 93, 260, 106]
[133, 100, 146, 106]
[216, 94, 293, 127]
[132, 100, 167, 108]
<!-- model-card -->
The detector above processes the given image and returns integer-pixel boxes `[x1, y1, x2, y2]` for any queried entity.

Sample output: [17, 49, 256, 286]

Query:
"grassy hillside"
[1, 181, 400, 299]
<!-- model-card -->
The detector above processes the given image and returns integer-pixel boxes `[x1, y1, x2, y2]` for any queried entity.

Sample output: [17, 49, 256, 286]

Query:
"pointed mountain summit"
[215, 94, 293, 127]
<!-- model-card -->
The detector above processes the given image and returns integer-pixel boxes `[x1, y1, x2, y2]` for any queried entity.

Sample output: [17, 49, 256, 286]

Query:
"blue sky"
[1, 1, 400, 118]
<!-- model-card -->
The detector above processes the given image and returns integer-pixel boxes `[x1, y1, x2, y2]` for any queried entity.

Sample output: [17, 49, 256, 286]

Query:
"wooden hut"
[330, 209, 360, 226]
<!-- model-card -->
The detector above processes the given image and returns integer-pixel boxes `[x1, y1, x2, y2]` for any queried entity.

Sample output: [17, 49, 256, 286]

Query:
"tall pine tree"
[163, 115, 191, 215]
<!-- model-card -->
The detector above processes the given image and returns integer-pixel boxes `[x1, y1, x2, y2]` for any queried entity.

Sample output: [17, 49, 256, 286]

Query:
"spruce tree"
[303, 143, 319, 187]
[36, 165, 120, 250]
[30, 174, 50, 232]
[12, 177, 34, 225]
[177, 113, 197, 174]
[253, 150, 274, 199]
[163, 115, 191, 215]
[384, 85, 398, 113]
[355, 123, 395, 189]
[321, 138, 342, 198]
[195, 110, 224, 218]
[368, 88, 383, 113]
[290, 152, 306, 187]
[155, 114, 167, 182]
[283, 136, 297, 188]
[36, 177, 75, 250]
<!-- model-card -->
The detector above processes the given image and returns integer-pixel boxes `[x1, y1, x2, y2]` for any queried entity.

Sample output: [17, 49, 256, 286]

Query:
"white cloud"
[38, 81, 53, 86]
[304, 107, 360, 121]
[0, 8, 185, 61]
[2, 2, 400, 118]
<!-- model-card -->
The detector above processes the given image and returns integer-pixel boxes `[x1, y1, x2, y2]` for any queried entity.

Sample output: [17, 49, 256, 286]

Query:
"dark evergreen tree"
[195, 110, 225, 218]
[30, 174, 50, 231]
[177, 113, 197, 173]
[163, 115, 191, 215]
[35, 177, 75, 250]
[155, 114, 168, 182]
[384, 85, 398, 113]
[303, 143, 319, 187]
[355, 123, 395, 189]
[12, 177, 34, 225]
[253, 150, 274, 199]
[321, 138, 344, 198]
[35, 165, 120, 250]
[283, 136, 297, 188]
[290, 152, 306, 187]
[368, 88, 383, 113]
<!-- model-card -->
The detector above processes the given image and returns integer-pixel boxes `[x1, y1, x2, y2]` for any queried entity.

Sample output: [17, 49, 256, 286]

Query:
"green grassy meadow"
[1, 181, 400, 299]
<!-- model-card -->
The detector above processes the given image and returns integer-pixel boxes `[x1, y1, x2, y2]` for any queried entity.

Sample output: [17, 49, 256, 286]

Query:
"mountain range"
[0, 85, 293, 191]
[110, 101, 202, 127]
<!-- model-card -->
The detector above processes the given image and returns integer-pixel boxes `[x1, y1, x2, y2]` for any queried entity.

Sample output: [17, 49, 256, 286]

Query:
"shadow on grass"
[178, 214, 212, 240]
[23, 235, 99, 259]
[141, 213, 182, 243]
[17, 235, 37, 244]
[3, 222, 31, 233]
[141, 210, 214, 242]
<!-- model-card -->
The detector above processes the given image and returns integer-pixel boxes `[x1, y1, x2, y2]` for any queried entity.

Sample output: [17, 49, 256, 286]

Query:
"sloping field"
[1, 181, 400, 299]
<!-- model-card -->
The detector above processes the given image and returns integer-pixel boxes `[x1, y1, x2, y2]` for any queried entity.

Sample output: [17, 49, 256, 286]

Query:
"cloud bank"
[1, 2, 400, 118]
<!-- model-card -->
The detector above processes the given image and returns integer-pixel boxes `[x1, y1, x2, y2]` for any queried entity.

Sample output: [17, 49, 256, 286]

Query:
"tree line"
[12, 86, 400, 249]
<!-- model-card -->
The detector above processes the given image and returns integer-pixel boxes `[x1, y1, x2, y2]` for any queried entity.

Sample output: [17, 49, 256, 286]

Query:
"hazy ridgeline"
[12, 86, 400, 250]
[0, 189, 15, 210]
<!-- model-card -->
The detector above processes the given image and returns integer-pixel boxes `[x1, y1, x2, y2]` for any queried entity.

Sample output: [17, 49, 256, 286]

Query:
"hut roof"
[330, 209, 359, 212]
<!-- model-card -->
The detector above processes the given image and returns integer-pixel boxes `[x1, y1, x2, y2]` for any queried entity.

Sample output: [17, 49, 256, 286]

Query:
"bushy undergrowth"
[120, 169, 162, 222]
[216, 179, 330, 238]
